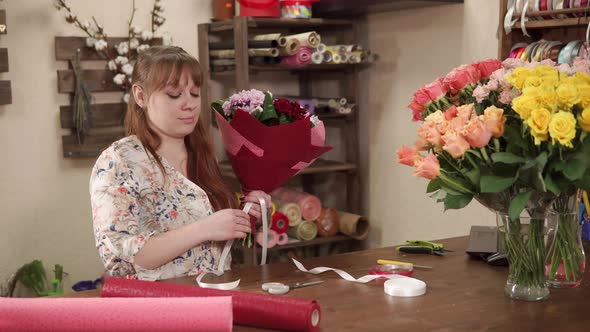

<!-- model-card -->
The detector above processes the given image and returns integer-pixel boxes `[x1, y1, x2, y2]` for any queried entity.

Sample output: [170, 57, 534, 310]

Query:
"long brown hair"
[125, 45, 237, 210]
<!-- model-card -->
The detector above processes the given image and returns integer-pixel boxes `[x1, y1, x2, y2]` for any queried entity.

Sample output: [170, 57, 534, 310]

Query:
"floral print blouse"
[89, 135, 230, 280]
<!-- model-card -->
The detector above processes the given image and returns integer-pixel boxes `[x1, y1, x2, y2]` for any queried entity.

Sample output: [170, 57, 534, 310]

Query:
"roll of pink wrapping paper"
[281, 46, 313, 67]
[277, 232, 289, 245]
[272, 187, 322, 221]
[0, 297, 232, 332]
[102, 277, 321, 332]
[257, 228, 279, 248]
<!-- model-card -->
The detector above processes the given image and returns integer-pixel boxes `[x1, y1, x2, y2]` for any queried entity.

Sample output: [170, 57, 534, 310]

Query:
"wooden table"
[64, 236, 590, 331]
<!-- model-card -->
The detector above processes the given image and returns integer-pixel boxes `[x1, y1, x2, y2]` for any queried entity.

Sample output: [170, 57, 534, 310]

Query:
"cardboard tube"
[210, 48, 279, 58]
[284, 31, 321, 48]
[337, 211, 369, 240]
[253, 33, 282, 41]
[278, 38, 301, 56]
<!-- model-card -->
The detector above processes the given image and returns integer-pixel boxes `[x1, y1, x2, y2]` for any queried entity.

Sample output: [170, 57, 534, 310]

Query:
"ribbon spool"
[287, 220, 318, 241]
[271, 211, 290, 234]
[277, 232, 289, 245]
[277, 200, 302, 226]
[314, 208, 339, 237]
[257, 229, 278, 248]
[369, 264, 414, 278]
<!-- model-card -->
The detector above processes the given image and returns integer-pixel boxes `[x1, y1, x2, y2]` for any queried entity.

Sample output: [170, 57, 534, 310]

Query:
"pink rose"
[502, 58, 524, 69]
[424, 78, 448, 101]
[444, 105, 458, 120]
[462, 118, 492, 148]
[472, 85, 490, 103]
[408, 98, 425, 122]
[413, 154, 440, 179]
[442, 130, 470, 158]
[443, 64, 481, 93]
[418, 122, 443, 147]
[475, 59, 502, 78]
[414, 137, 428, 151]
[396, 145, 421, 166]
[413, 86, 432, 106]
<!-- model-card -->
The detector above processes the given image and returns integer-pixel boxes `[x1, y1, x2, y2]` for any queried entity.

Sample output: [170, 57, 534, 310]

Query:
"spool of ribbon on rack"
[338, 211, 370, 240]
[506, 39, 589, 64]
[277, 199, 302, 226]
[271, 211, 290, 233]
[287, 220, 318, 241]
[101, 277, 322, 332]
[0, 297, 233, 332]
[314, 207, 340, 237]
[272, 187, 322, 221]
[277, 232, 289, 245]
[257, 229, 279, 248]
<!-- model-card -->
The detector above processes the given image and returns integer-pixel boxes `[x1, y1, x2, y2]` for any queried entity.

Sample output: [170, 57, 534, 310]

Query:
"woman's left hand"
[242, 190, 272, 221]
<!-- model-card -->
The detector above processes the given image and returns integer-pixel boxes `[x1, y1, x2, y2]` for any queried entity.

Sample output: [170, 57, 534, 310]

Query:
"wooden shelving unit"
[0, 9, 11, 106]
[198, 16, 367, 265]
[498, 1, 590, 59]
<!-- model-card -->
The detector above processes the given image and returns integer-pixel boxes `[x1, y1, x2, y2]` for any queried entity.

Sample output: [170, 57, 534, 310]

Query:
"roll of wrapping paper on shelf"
[316, 43, 327, 54]
[257, 229, 279, 248]
[0, 297, 233, 332]
[250, 56, 282, 65]
[271, 211, 290, 233]
[311, 51, 323, 64]
[253, 33, 282, 41]
[272, 187, 322, 221]
[277, 200, 302, 226]
[209, 39, 279, 50]
[287, 220, 318, 241]
[337, 211, 369, 240]
[278, 38, 301, 56]
[281, 46, 314, 67]
[284, 31, 321, 48]
[314, 207, 340, 237]
[210, 48, 279, 58]
[101, 277, 322, 332]
[277, 232, 289, 245]
[211, 59, 236, 67]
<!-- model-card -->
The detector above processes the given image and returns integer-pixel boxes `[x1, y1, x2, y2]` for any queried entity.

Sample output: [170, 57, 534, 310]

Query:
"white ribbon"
[521, 0, 530, 37]
[197, 196, 268, 289]
[291, 258, 427, 297]
[504, 0, 518, 34]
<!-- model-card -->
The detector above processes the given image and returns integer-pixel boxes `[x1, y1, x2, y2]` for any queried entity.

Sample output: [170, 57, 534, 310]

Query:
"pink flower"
[413, 154, 440, 179]
[409, 98, 425, 121]
[462, 117, 492, 148]
[424, 78, 448, 101]
[502, 58, 524, 69]
[442, 130, 470, 158]
[414, 137, 428, 151]
[475, 59, 502, 78]
[418, 122, 443, 147]
[443, 64, 481, 93]
[557, 63, 574, 75]
[444, 105, 458, 120]
[573, 58, 590, 74]
[396, 145, 421, 166]
[472, 85, 490, 103]
[457, 103, 475, 121]
[413, 87, 432, 106]
[499, 89, 519, 104]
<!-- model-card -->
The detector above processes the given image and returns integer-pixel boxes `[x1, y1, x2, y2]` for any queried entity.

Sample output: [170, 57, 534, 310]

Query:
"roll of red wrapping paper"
[0, 297, 232, 332]
[271, 211, 290, 233]
[314, 207, 339, 237]
[101, 277, 322, 332]
[272, 187, 321, 221]
[281, 46, 313, 67]
[257, 228, 278, 248]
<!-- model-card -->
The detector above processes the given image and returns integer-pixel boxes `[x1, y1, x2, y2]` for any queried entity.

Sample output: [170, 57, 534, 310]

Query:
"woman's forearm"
[134, 220, 209, 270]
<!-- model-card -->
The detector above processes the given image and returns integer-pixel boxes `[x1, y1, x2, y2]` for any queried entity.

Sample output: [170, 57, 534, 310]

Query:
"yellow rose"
[555, 83, 580, 109]
[523, 75, 543, 88]
[549, 111, 577, 148]
[526, 108, 551, 145]
[539, 75, 559, 89]
[579, 108, 590, 132]
[576, 84, 590, 108]
[506, 67, 532, 90]
[533, 65, 558, 78]
[511, 94, 539, 120]
[538, 87, 558, 112]
[574, 72, 590, 85]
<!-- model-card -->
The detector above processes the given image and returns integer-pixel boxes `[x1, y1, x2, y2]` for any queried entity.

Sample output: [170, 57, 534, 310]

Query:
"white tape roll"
[384, 278, 426, 297]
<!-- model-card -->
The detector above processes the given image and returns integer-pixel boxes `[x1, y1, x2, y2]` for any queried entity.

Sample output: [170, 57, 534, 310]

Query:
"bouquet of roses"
[397, 57, 590, 293]
[212, 89, 332, 263]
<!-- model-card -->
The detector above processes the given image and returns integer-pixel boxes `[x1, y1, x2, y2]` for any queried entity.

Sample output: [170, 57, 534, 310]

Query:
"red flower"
[443, 64, 481, 94]
[273, 98, 308, 120]
[474, 59, 502, 78]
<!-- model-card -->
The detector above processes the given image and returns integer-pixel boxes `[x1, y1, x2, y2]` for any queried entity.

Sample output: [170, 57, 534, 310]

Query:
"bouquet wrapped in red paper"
[212, 90, 332, 252]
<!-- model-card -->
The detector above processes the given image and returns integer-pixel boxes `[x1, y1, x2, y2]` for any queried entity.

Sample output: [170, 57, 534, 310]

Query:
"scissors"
[261, 280, 324, 295]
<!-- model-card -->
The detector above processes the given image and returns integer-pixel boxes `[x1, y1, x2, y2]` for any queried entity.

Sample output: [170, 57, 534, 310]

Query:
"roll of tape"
[384, 278, 427, 297]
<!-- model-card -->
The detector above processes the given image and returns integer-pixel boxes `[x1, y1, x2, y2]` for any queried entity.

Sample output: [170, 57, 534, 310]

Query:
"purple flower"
[225, 89, 265, 115]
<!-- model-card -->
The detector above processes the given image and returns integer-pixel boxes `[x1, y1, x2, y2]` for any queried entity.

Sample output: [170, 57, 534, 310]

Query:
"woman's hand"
[202, 209, 252, 241]
[242, 190, 272, 220]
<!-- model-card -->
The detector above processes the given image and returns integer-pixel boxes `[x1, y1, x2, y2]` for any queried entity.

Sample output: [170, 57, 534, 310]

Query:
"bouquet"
[212, 89, 331, 262]
[397, 57, 590, 296]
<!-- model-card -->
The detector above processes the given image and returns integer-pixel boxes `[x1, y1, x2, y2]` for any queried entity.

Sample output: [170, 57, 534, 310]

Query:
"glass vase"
[545, 210, 586, 288]
[496, 212, 550, 301]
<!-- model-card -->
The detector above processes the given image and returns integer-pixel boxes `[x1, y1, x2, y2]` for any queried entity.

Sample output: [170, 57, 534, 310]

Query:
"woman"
[90, 46, 270, 280]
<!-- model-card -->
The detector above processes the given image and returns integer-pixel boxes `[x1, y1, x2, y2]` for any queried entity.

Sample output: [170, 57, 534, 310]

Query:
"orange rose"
[481, 106, 506, 138]
[413, 154, 440, 179]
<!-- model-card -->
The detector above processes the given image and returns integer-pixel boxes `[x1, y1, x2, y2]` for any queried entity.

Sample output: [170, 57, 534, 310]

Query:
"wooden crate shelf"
[219, 159, 357, 179]
[209, 17, 354, 32]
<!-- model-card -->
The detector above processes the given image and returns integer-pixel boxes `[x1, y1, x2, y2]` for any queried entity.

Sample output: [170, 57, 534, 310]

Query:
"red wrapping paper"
[271, 211, 290, 233]
[101, 277, 321, 332]
[0, 296, 232, 332]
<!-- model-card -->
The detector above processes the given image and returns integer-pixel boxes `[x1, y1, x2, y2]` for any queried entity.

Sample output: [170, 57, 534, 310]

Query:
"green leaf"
[426, 178, 441, 193]
[438, 173, 473, 194]
[491, 152, 526, 164]
[562, 158, 586, 181]
[259, 93, 278, 122]
[575, 174, 590, 192]
[532, 170, 546, 192]
[444, 194, 473, 210]
[509, 191, 532, 221]
[464, 168, 481, 189]
[480, 175, 516, 193]
[534, 152, 548, 171]
[278, 113, 290, 124]
[211, 100, 225, 115]
[544, 174, 561, 196]
[429, 190, 446, 200]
